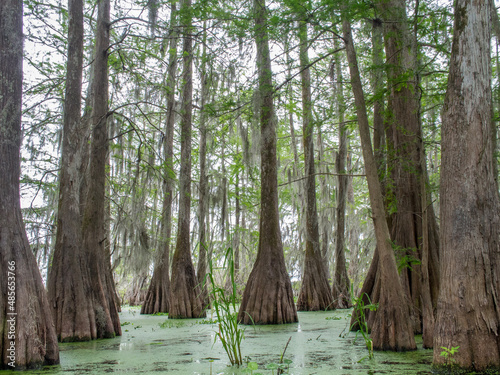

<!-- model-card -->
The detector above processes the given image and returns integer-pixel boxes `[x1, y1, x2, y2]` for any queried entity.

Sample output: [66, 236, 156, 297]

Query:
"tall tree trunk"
[351, 1, 440, 346]
[376, 0, 440, 338]
[81, 0, 121, 338]
[0, 0, 59, 367]
[371, 18, 386, 190]
[141, 1, 178, 315]
[296, 16, 334, 311]
[491, 0, 500, 193]
[342, 16, 416, 351]
[169, 0, 205, 319]
[332, 38, 352, 309]
[434, 0, 500, 370]
[196, 23, 210, 309]
[124, 273, 148, 306]
[317, 127, 332, 269]
[47, 0, 97, 342]
[234, 165, 241, 282]
[285, 32, 305, 262]
[237, 0, 297, 325]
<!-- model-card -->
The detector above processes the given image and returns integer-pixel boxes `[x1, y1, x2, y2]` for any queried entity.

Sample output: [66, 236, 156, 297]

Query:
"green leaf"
[247, 361, 258, 370]
[266, 363, 278, 370]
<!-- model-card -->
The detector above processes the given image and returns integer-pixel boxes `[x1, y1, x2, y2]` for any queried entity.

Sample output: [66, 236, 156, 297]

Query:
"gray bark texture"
[434, 0, 500, 370]
[80, 0, 122, 338]
[0, 0, 59, 367]
[47, 0, 96, 342]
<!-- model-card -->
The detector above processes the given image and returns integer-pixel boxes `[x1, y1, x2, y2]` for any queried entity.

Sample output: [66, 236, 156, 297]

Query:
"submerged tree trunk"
[0, 0, 59, 367]
[238, 0, 298, 325]
[434, 0, 500, 370]
[296, 15, 334, 311]
[169, 0, 205, 319]
[80, 0, 121, 338]
[47, 0, 96, 342]
[141, 1, 178, 315]
[342, 16, 416, 351]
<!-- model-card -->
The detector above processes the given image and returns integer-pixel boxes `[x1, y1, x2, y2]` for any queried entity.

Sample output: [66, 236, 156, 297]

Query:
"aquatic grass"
[197, 318, 219, 325]
[347, 285, 378, 361]
[158, 319, 186, 328]
[207, 246, 245, 367]
[325, 316, 342, 321]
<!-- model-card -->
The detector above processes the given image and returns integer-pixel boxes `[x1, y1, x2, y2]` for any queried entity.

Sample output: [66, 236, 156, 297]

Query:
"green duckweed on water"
[0, 307, 433, 374]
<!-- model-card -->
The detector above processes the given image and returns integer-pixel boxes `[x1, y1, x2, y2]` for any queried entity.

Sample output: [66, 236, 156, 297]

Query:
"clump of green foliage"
[392, 242, 421, 273]
[440, 346, 459, 373]
[152, 312, 169, 316]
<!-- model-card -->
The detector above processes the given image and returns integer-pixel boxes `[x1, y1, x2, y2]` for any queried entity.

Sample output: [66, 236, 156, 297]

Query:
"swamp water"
[1, 307, 433, 374]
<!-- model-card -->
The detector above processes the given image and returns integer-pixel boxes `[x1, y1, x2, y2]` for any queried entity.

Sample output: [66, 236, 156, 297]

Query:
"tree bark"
[0, 0, 59, 367]
[371, 18, 386, 191]
[434, 0, 500, 370]
[234, 168, 241, 282]
[124, 273, 148, 306]
[285, 32, 305, 264]
[332, 37, 352, 309]
[80, 0, 121, 338]
[196, 23, 210, 309]
[47, 0, 97, 342]
[237, 0, 297, 325]
[169, 0, 205, 319]
[351, 0, 440, 346]
[378, 0, 440, 339]
[296, 16, 334, 311]
[141, 1, 178, 315]
[342, 15, 416, 351]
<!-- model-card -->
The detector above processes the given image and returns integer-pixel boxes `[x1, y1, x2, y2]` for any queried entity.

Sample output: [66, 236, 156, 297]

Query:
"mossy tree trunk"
[434, 0, 500, 370]
[169, 0, 205, 319]
[0, 0, 59, 367]
[237, 0, 298, 325]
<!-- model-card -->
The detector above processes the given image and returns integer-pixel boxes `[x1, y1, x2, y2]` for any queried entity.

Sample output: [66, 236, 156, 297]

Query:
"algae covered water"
[0, 307, 433, 374]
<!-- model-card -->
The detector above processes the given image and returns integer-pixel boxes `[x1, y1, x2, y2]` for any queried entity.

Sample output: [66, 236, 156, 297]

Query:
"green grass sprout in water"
[207, 246, 245, 367]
